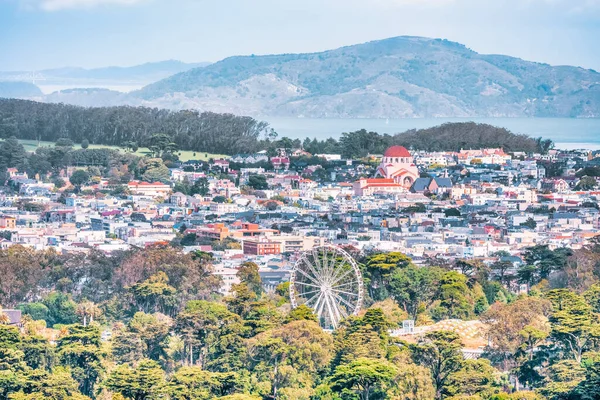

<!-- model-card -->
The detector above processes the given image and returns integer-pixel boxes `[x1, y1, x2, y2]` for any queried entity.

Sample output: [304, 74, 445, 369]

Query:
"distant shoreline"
[554, 143, 600, 151]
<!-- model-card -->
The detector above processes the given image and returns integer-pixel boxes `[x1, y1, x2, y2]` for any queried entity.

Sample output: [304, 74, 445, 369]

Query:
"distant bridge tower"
[25, 72, 46, 85]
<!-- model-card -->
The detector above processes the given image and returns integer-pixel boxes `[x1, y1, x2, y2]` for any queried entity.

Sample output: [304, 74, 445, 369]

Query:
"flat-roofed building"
[268, 235, 326, 253]
[231, 222, 278, 238]
[213, 266, 241, 295]
[195, 223, 231, 241]
[353, 178, 406, 196]
[243, 237, 282, 255]
[127, 181, 171, 197]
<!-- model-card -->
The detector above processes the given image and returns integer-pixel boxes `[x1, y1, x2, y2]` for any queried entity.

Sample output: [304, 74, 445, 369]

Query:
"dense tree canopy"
[0, 99, 271, 155]
[303, 123, 552, 158]
[395, 122, 553, 153]
[3, 243, 600, 400]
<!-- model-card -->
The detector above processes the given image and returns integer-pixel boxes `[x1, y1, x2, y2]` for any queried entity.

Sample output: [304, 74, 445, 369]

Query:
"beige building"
[213, 266, 241, 295]
[0, 215, 16, 229]
[267, 235, 326, 253]
[127, 181, 171, 197]
[353, 178, 406, 196]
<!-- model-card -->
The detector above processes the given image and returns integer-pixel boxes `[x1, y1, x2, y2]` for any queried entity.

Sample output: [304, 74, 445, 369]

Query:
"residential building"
[127, 181, 171, 197]
[243, 237, 282, 255]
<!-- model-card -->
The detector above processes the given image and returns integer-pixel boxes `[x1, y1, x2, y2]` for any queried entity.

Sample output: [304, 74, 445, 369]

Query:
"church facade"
[374, 146, 419, 189]
[353, 146, 420, 196]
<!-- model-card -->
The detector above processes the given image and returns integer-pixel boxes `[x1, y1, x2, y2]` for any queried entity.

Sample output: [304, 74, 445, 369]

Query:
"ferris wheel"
[289, 245, 364, 329]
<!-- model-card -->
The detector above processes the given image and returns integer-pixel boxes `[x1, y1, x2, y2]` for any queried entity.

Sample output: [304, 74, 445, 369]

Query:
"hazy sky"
[1, 0, 600, 71]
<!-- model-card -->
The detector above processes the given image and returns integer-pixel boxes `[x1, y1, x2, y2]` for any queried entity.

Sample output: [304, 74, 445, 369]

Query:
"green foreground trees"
[5, 245, 600, 399]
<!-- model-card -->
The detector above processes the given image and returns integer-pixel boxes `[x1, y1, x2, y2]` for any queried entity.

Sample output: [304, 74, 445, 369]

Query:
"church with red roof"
[353, 146, 420, 196]
[374, 146, 419, 188]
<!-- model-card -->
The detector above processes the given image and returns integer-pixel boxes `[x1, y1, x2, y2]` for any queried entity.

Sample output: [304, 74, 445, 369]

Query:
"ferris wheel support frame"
[289, 244, 364, 329]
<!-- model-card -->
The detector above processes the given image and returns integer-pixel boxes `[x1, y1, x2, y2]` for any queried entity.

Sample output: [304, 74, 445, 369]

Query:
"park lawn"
[17, 139, 227, 162]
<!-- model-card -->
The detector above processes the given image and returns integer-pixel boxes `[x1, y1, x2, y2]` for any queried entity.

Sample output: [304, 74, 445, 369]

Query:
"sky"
[1, 0, 600, 71]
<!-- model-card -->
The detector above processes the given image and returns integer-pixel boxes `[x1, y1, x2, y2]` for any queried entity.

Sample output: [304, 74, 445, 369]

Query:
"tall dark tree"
[69, 170, 90, 188]
[56, 325, 104, 397]
[411, 330, 464, 399]
[0, 136, 27, 175]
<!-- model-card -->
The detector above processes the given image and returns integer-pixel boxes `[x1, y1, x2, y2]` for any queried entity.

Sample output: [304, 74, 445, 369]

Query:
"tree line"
[302, 123, 553, 159]
[0, 99, 271, 155]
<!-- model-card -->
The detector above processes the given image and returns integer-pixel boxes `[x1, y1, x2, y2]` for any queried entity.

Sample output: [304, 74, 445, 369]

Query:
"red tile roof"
[384, 146, 411, 158]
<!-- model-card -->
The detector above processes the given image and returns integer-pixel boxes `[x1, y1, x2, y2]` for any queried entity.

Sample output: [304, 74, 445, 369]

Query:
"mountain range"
[0, 60, 210, 94]
[134, 36, 600, 118]
[3, 36, 600, 118]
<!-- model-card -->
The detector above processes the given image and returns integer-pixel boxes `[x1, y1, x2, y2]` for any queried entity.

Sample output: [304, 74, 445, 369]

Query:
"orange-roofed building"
[353, 178, 407, 196]
[231, 222, 278, 238]
[195, 223, 231, 241]
[299, 178, 317, 190]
